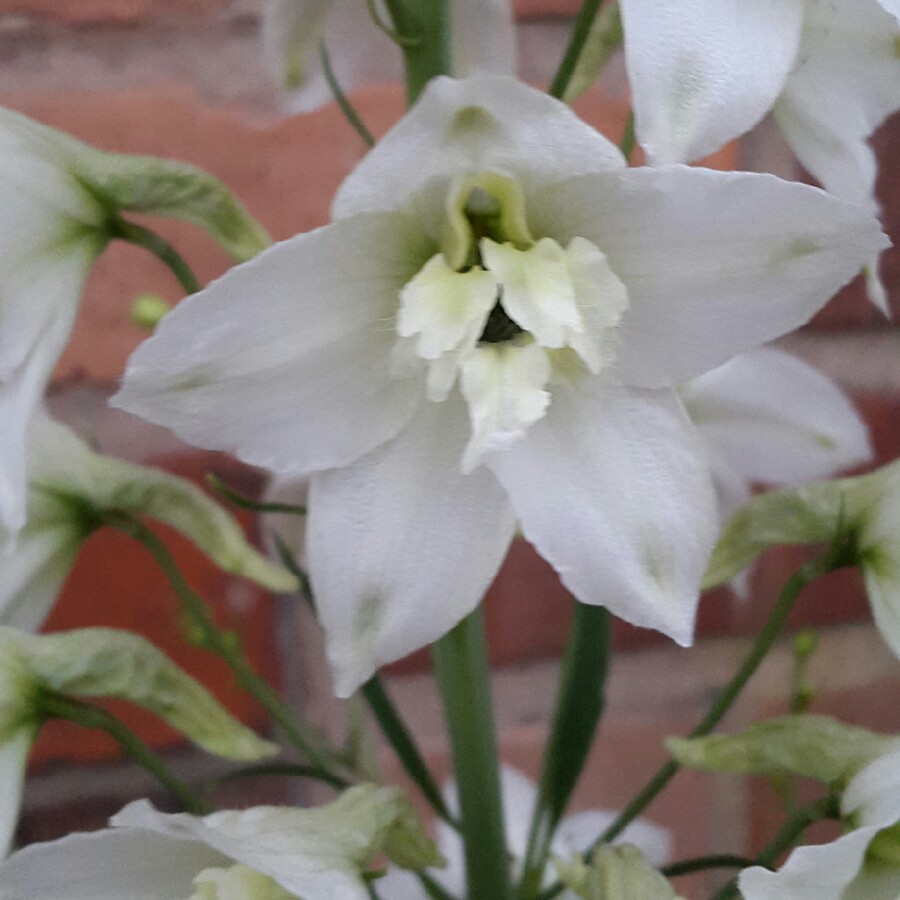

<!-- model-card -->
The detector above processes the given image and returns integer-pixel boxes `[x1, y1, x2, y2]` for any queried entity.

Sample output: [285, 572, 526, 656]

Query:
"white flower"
[618, 0, 900, 312]
[377, 765, 670, 898]
[0, 785, 427, 899]
[681, 347, 872, 522]
[0, 106, 268, 538]
[263, 0, 515, 110]
[0, 410, 296, 632]
[114, 74, 886, 696]
[0, 626, 278, 858]
[739, 746, 900, 900]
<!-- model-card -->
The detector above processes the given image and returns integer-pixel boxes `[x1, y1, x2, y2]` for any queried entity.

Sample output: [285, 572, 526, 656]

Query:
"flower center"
[396, 171, 629, 469]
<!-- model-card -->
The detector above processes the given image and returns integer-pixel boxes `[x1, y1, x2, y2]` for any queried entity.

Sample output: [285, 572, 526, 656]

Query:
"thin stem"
[319, 42, 376, 147]
[366, 0, 420, 46]
[110, 217, 201, 295]
[106, 513, 348, 778]
[432, 610, 511, 900]
[662, 855, 756, 879]
[206, 474, 307, 517]
[384, 0, 450, 105]
[548, 0, 604, 100]
[536, 548, 851, 900]
[361, 676, 458, 827]
[38, 692, 212, 815]
[619, 111, 636, 161]
[417, 871, 456, 900]
[211, 761, 348, 790]
[708, 795, 840, 900]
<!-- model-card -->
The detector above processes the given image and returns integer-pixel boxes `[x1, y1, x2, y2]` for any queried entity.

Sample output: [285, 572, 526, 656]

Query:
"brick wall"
[4, 2, 898, 890]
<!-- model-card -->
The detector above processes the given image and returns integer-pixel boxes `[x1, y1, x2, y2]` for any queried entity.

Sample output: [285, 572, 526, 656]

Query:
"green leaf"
[3, 626, 278, 761]
[667, 715, 900, 788]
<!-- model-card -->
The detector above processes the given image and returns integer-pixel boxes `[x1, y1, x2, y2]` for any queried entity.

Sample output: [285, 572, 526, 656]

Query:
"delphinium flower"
[0, 106, 268, 537]
[0, 785, 438, 898]
[263, 0, 515, 110]
[616, 0, 900, 311]
[115, 74, 887, 696]
[377, 765, 669, 898]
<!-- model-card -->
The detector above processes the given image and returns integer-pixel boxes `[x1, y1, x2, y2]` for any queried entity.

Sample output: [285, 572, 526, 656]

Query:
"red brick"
[0, 0, 225, 25]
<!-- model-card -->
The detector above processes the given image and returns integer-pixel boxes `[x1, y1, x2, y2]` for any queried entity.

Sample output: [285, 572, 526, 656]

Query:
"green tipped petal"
[556, 844, 683, 900]
[2, 626, 277, 761]
[667, 714, 900, 789]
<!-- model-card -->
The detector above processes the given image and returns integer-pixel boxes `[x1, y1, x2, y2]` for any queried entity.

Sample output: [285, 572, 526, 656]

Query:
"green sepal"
[555, 844, 684, 900]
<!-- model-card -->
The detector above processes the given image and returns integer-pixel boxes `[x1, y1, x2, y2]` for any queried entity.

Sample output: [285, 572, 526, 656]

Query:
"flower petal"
[487, 380, 717, 645]
[527, 166, 888, 387]
[114, 213, 430, 479]
[738, 827, 881, 900]
[842, 744, 900, 830]
[681, 348, 872, 486]
[307, 393, 515, 696]
[554, 812, 671, 870]
[112, 787, 412, 900]
[619, 0, 803, 165]
[0, 827, 227, 898]
[0, 728, 34, 858]
[774, 0, 900, 207]
[333, 75, 625, 221]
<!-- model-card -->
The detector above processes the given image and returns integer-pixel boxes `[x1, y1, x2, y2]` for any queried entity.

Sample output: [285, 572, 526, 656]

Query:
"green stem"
[38, 692, 212, 815]
[619, 111, 636, 161]
[519, 606, 610, 897]
[319, 42, 376, 147]
[206, 474, 307, 517]
[384, 0, 451, 106]
[432, 610, 511, 900]
[106, 513, 348, 779]
[708, 795, 840, 900]
[537, 548, 850, 900]
[361, 676, 457, 827]
[662, 855, 756, 879]
[110, 217, 201, 295]
[548, 0, 604, 100]
[211, 761, 348, 790]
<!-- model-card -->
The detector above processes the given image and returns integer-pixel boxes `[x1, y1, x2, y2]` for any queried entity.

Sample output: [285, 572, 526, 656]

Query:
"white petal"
[450, 0, 516, 78]
[682, 348, 872, 486]
[738, 827, 881, 900]
[374, 867, 431, 899]
[333, 75, 625, 221]
[264, 0, 401, 113]
[876, 0, 900, 18]
[863, 566, 900, 660]
[112, 788, 408, 900]
[397, 254, 497, 360]
[459, 339, 551, 473]
[487, 380, 717, 646]
[619, 0, 803, 165]
[527, 166, 888, 387]
[0, 728, 34, 858]
[308, 393, 515, 696]
[0, 827, 227, 898]
[0, 249, 91, 536]
[114, 213, 430, 479]
[774, 0, 900, 207]
[842, 744, 900, 829]
[553, 812, 671, 870]
[498, 766, 540, 861]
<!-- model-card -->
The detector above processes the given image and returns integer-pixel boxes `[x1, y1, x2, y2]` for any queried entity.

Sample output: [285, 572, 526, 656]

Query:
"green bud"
[382, 797, 444, 871]
[555, 845, 683, 900]
[130, 293, 172, 329]
[667, 715, 899, 788]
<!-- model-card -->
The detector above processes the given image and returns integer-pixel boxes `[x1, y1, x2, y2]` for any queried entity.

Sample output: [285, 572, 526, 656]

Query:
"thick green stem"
[106, 513, 348, 778]
[537, 549, 850, 900]
[39, 692, 212, 815]
[110, 217, 201, 295]
[384, 0, 451, 106]
[708, 795, 840, 900]
[432, 610, 511, 900]
[549, 0, 604, 100]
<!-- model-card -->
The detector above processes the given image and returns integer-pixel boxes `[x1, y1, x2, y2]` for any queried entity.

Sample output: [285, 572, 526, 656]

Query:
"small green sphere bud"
[130, 293, 171, 329]
[793, 629, 817, 660]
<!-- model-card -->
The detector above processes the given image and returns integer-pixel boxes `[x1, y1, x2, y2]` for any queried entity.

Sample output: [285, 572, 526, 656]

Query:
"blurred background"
[3, 1, 898, 894]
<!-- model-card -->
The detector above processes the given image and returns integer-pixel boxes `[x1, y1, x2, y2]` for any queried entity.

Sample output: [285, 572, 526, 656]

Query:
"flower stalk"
[384, 0, 451, 105]
[432, 610, 511, 900]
